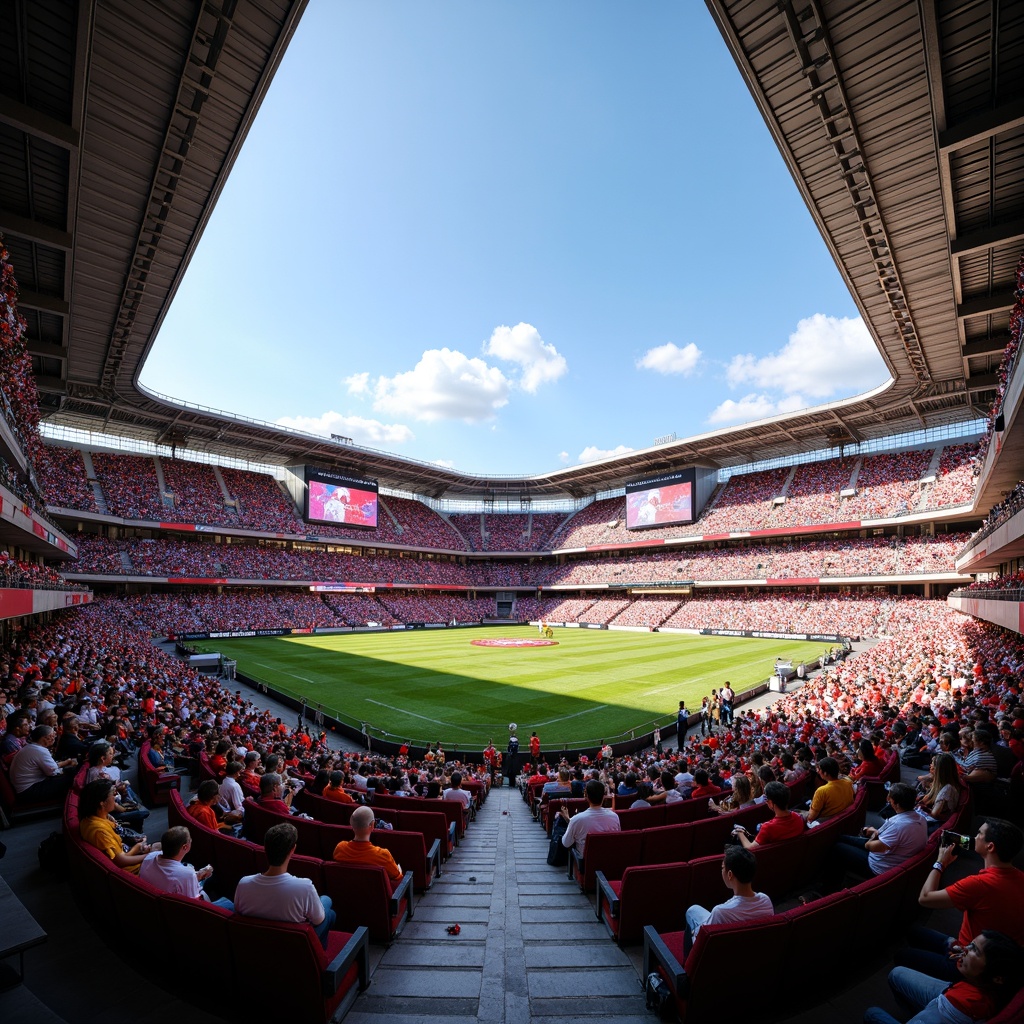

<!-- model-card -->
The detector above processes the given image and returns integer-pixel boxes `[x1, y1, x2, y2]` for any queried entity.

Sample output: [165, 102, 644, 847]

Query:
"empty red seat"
[229, 914, 369, 1024]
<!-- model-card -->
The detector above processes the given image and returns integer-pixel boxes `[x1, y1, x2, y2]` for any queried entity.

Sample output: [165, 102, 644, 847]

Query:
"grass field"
[196, 626, 824, 750]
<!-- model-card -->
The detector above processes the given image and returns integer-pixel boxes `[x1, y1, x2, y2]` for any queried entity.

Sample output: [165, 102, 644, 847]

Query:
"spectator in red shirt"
[690, 769, 719, 801]
[900, 818, 1024, 981]
[734, 781, 806, 849]
[257, 772, 295, 816]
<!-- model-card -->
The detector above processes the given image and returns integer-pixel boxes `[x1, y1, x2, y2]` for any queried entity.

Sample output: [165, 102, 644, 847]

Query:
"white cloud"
[706, 394, 779, 425]
[276, 411, 414, 445]
[373, 348, 510, 423]
[484, 323, 567, 393]
[708, 314, 890, 426]
[431, 458, 456, 469]
[637, 341, 701, 376]
[343, 372, 370, 395]
[558, 451, 570, 464]
[725, 314, 886, 399]
[577, 444, 634, 464]
[706, 393, 812, 426]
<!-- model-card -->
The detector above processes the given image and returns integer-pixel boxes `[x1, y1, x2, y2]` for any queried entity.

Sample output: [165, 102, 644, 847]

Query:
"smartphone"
[940, 830, 971, 851]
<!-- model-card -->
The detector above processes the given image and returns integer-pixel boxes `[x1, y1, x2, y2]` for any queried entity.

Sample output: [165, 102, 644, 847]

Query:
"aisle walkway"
[349, 784, 650, 1024]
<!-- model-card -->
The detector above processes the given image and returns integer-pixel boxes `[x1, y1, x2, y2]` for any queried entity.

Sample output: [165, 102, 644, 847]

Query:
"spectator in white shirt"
[140, 826, 233, 909]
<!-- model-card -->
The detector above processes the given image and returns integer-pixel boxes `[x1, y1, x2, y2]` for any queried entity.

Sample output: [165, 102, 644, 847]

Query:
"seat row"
[136, 740, 181, 806]
[240, 794, 439, 892]
[594, 788, 868, 944]
[641, 795, 975, 1024]
[166, 791, 416, 943]
[294, 786, 458, 860]
[64, 789, 370, 1023]
[565, 776, 810, 893]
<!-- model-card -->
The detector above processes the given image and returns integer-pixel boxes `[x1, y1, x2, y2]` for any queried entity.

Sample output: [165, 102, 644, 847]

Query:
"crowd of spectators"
[0, 550, 85, 590]
[963, 571, 1024, 594]
[543, 534, 968, 587]
[0, 239, 45, 472]
[527, 514, 567, 550]
[90, 452, 166, 521]
[302, 495, 467, 550]
[979, 252, 1024, 455]
[3, 568, 1022, 1021]
[645, 593, 951, 636]
[977, 479, 1024, 539]
[448, 513, 485, 550]
[697, 468, 791, 535]
[375, 511, 567, 554]
[375, 592, 496, 624]
[37, 441, 984, 563]
[547, 496, 630, 547]
[921, 443, 979, 510]
[160, 459, 231, 524]
[606, 595, 682, 628]
[775, 457, 858, 528]
[548, 447, 979, 550]
[106, 589, 395, 634]
[66, 533, 535, 586]
[65, 530, 968, 587]
[218, 467, 301, 533]
[841, 449, 932, 520]
[37, 445, 97, 512]
[0, 603, 344, 797]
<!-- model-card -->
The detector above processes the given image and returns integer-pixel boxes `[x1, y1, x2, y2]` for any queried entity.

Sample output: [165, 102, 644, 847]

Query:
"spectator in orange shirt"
[332, 805, 403, 888]
[189, 779, 236, 832]
[322, 770, 355, 804]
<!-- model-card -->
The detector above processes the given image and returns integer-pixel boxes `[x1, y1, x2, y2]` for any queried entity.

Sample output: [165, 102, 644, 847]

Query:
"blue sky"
[141, 1, 890, 477]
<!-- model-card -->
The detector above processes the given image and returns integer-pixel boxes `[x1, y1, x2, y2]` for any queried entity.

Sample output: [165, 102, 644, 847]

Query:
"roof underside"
[1, 0, 1022, 501]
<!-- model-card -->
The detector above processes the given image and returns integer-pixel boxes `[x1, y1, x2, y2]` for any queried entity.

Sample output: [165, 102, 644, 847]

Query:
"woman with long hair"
[916, 752, 962, 830]
[849, 738, 884, 781]
[707, 772, 754, 814]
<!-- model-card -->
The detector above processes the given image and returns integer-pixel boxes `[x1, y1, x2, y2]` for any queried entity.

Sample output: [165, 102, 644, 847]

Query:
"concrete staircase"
[351, 785, 648, 1023]
[80, 450, 110, 513]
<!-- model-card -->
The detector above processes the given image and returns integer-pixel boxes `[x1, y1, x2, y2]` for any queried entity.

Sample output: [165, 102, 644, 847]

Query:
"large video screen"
[625, 469, 695, 529]
[305, 468, 378, 528]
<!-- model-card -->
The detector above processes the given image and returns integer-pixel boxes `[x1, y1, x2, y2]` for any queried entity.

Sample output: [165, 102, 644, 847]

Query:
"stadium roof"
[3, 0, 1022, 500]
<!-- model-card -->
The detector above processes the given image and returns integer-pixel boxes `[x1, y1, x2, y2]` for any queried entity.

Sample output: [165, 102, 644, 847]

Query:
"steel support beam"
[17, 289, 70, 316]
[0, 94, 79, 149]
[964, 373, 998, 393]
[962, 336, 1010, 360]
[0, 209, 72, 250]
[956, 291, 1016, 320]
[25, 340, 69, 360]
[950, 219, 1024, 259]
[939, 99, 1024, 154]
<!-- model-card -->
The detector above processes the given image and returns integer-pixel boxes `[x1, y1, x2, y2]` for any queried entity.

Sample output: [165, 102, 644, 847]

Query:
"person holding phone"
[897, 819, 1024, 982]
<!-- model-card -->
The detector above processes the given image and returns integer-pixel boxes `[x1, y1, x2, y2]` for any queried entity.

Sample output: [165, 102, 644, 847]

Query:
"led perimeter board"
[305, 467, 378, 528]
[625, 469, 696, 529]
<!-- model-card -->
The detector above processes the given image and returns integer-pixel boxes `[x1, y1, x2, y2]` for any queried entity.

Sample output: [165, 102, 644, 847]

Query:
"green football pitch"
[196, 626, 824, 750]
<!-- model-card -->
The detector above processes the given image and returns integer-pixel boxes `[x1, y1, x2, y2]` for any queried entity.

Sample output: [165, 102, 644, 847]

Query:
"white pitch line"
[251, 662, 315, 685]
[535, 704, 608, 727]
[365, 698, 479, 734]
[634, 682, 684, 699]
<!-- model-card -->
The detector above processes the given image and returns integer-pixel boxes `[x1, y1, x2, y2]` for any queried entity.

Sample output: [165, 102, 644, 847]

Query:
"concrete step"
[361, 785, 647, 1022]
